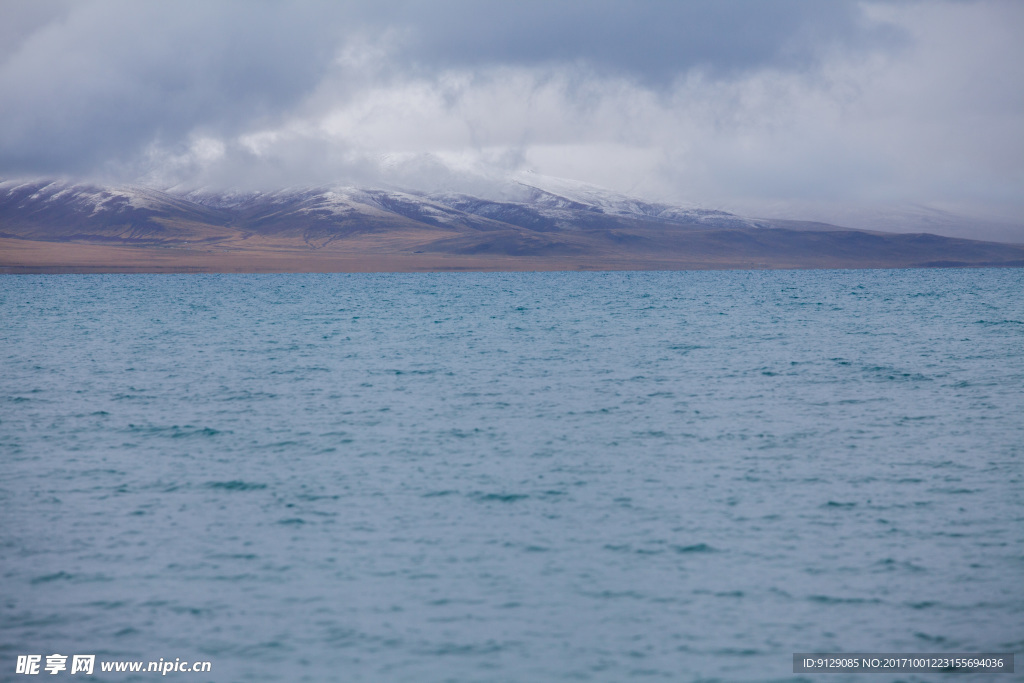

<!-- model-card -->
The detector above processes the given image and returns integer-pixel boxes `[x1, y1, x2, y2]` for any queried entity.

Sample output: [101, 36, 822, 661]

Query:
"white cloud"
[2, 0, 1021, 231]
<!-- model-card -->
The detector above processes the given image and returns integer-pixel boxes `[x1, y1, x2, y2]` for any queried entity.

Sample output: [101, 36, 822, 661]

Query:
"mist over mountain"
[0, 174, 772, 244]
[3, 174, 1022, 273]
[2, 2, 1022, 241]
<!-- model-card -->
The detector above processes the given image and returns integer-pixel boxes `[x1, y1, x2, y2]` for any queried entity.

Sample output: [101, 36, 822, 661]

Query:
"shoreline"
[3, 238, 1022, 275]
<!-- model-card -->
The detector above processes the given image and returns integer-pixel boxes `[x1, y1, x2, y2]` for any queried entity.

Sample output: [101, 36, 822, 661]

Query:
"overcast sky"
[1, 0, 1022, 229]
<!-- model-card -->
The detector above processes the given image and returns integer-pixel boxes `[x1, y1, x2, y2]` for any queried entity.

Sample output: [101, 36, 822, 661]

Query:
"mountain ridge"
[2, 177, 1023, 273]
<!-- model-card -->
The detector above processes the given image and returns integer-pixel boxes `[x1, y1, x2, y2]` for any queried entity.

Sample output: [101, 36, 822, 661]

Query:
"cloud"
[0, 1, 344, 175]
[371, 0, 900, 82]
[1, 0, 1021, 229]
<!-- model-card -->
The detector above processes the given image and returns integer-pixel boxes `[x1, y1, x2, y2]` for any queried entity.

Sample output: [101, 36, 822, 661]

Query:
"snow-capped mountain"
[1, 174, 780, 244]
[0, 178, 231, 242]
[3, 175, 1023, 271]
[506, 173, 769, 229]
[176, 174, 770, 232]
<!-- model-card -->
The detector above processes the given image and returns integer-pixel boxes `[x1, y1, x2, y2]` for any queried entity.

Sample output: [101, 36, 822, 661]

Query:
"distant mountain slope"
[2, 177, 1023, 272]
[0, 179, 235, 243]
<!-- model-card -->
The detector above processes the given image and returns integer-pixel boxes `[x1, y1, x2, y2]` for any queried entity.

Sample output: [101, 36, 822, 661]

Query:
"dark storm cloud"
[0, 0, 73, 64]
[0, 0, 1021, 231]
[381, 0, 901, 83]
[0, 1, 343, 175]
[0, 0, 895, 177]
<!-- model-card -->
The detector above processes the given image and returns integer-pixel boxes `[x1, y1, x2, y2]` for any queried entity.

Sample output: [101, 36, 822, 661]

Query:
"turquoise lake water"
[2, 269, 1022, 681]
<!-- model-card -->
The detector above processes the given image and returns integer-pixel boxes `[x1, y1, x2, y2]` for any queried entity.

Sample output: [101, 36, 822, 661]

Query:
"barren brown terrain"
[4, 230, 1023, 274]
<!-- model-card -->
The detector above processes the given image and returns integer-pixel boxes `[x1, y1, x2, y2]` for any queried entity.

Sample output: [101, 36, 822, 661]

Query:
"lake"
[2, 269, 1021, 681]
